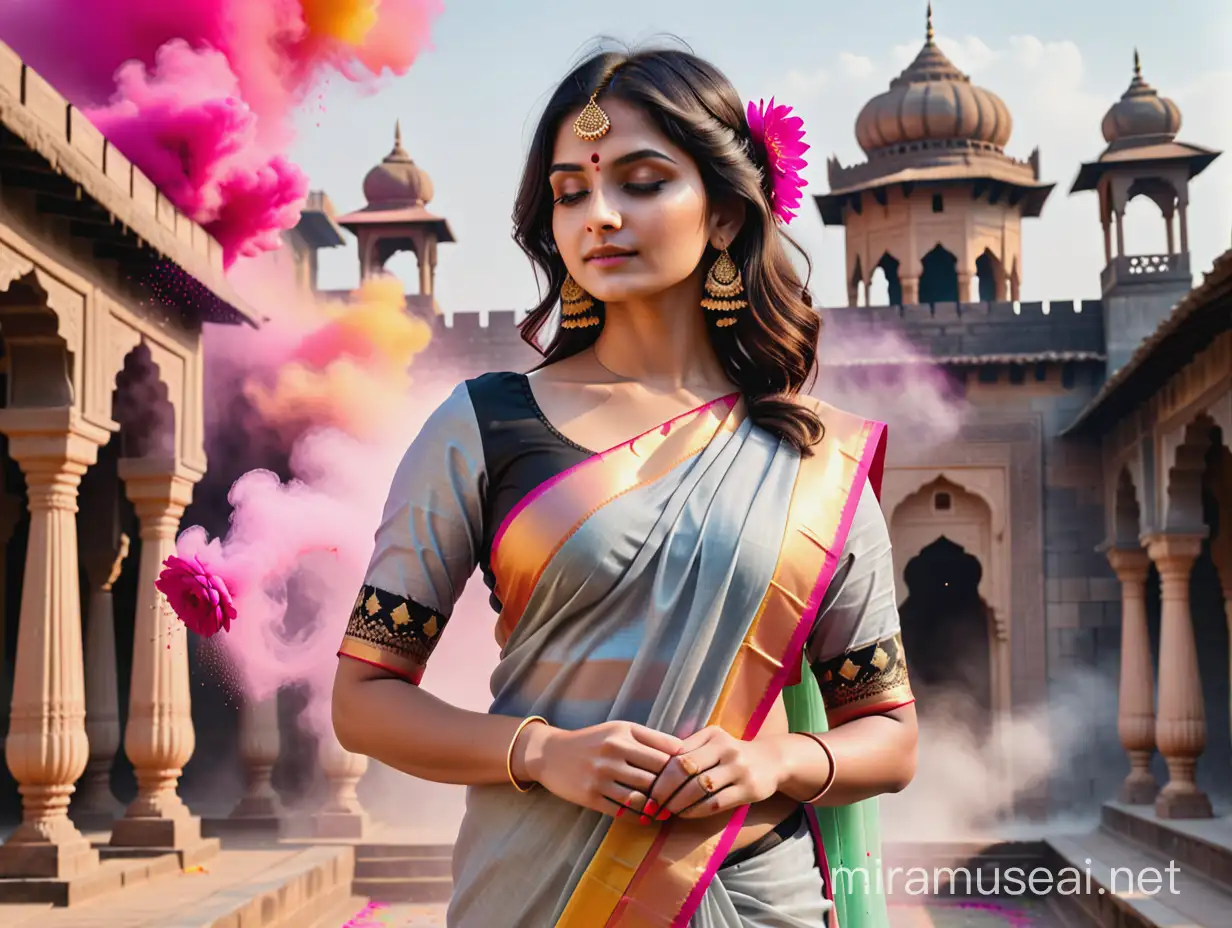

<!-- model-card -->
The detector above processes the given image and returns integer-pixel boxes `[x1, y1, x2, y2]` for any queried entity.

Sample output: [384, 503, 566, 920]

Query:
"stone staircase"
[351, 841, 453, 904]
[1044, 802, 1232, 928]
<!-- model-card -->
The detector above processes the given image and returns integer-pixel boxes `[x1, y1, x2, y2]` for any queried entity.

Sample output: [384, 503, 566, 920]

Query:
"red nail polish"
[644, 800, 659, 817]
[615, 807, 624, 818]
[639, 814, 651, 825]
[656, 808, 670, 821]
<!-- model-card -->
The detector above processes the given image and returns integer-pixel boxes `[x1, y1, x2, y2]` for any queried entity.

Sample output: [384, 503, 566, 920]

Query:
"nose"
[584, 183, 622, 233]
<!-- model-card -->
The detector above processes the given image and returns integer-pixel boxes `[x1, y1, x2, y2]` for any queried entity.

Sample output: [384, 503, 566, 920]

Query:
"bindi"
[590, 153, 600, 172]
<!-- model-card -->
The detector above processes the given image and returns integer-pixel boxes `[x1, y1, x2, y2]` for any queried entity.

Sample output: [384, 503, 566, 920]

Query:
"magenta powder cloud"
[0, 0, 441, 265]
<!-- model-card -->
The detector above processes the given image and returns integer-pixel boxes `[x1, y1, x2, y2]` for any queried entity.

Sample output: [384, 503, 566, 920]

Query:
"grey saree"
[338, 372, 911, 928]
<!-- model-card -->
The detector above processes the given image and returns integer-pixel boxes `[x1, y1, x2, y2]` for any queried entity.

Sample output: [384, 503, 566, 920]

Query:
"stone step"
[356, 843, 454, 860]
[303, 893, 371, 928]
[1048, 829, 1231, 928]
[156, 845, 356, 928]
[0, 849, 182, 906]
[356, 855, 452, 879]
[1101, 802, 1232, 892]
[353, 875, 453, 904]
[0, 845, 357, 928]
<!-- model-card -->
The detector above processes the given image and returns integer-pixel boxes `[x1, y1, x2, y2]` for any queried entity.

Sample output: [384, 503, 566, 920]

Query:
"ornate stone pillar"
[0, 485, 23, 712]
[72, 533, 129, 827]
[314, 728, 369, 838]
[0, 408, 109, 878]
[1107, 547, 1157, 803]
[1208, 452, 1232, 752]
[72, 456, 130, 829]
[1145, 533, 1212, 818]
[228, 692, 283, 831]
[110, 457, 205, 851]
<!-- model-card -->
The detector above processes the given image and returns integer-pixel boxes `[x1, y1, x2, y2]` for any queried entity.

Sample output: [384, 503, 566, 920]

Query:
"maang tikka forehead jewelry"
[573, 91, 611, 141]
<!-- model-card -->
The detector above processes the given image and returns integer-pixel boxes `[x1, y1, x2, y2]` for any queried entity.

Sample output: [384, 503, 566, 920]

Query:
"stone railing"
[1101, 254, 1191, 293]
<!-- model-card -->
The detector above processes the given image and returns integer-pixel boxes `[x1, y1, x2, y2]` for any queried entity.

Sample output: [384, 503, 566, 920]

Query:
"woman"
[332, 46, 917, 928]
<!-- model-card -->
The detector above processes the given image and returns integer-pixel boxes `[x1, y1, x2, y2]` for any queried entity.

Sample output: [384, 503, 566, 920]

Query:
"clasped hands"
[515, 719, 814, 823]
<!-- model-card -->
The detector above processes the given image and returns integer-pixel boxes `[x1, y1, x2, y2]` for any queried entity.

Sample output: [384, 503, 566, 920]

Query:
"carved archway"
[900, 536, 994, 736]
[112, 344, 177, 461]
[1161, 414, 1219, 533]
[887, 472, 1014, 796]
[0, 268, 84, 409]
[974, 248, 1007, 302]
[870, 252, 901, 307]
[919, 244, 959, 304]
[848, 256, 864, 307]
[1114, 466, 1143, 547]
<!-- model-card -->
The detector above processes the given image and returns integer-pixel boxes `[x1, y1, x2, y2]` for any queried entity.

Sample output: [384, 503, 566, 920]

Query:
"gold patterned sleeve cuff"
[336, 584, 448, 686]
[813, 632, 914, 727]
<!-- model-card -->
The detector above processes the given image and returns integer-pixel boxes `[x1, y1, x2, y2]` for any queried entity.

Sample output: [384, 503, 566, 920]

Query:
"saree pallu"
[445, 394, 890, 928]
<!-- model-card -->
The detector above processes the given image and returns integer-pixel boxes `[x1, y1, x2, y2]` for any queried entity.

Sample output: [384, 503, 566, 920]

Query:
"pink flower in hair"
[155, 554, 238, 638]
[746, 98, 809, 224]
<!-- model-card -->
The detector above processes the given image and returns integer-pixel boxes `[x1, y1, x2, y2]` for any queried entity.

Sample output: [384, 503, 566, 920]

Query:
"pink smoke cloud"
[87, 41, 309, 263]
[0, 0, 442, 264]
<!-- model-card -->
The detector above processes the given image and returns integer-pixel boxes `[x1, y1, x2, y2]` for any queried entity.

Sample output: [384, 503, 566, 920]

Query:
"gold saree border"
[490, 393, 741, 648]
[554, 403, 886, 928]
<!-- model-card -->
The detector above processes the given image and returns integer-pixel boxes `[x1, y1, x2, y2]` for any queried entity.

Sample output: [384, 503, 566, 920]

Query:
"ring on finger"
[698, 773, 717, 796]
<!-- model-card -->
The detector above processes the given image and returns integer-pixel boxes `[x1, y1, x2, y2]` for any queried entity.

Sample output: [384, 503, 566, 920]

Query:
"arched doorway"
[885, 471, 1016, 824]
[900, 537, 994, 735]
[919, 244, 959, 303]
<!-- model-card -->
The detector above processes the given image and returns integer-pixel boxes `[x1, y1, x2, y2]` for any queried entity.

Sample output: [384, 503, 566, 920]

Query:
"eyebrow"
[548, 148, 677, 176]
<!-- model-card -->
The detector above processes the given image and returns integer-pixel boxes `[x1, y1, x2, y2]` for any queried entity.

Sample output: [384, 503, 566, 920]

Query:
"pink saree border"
[669, 421, 888, 928]
[489, 391, 740, 561]
[804, 805, 840, 928]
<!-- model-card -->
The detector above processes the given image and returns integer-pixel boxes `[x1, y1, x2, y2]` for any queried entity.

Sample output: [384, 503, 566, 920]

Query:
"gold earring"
[560, 274, 600, 329]
[701, 247, 747, 326]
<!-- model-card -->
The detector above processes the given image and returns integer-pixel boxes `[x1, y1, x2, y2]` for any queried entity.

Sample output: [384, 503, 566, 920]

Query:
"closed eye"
[553, 179, 666, 207]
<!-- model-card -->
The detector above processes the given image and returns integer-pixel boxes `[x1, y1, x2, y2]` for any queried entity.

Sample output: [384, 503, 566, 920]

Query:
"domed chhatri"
[816, 3, 1053, 308]
[362, 120, 435, 207]
[336, 121, 455, 313]
[855, 2, 1012, 155]
[1101, 50, 1182, 145]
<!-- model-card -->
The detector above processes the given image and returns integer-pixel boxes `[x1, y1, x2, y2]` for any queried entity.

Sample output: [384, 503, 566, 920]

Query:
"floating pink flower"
[746, 98, 810, 224]
[154, 554, 238, 637]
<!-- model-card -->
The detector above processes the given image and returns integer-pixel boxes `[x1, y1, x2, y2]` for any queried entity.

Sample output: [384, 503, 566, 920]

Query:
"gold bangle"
[795, 732, 837, 804]
[506, 715, 548, 793]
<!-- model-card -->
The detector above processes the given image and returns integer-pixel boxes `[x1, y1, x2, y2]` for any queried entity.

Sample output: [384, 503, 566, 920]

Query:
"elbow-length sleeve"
[338, 382, 487, 684]
[805, 477, 914, 727]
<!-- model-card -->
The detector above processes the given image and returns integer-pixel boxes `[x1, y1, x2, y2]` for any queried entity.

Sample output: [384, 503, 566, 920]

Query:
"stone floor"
[334, 898, 1063, 927]
[0, 845, 352, 927]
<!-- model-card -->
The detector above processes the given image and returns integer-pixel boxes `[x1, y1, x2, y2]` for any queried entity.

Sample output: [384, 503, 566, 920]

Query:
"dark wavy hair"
[512, 45, 825, 454]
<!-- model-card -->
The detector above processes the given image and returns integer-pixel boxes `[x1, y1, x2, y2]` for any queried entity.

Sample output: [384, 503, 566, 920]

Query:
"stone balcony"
[1101, 253, 1192, 296]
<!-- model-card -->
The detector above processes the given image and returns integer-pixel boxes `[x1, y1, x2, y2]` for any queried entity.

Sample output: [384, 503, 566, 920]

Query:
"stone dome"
[362, 121, 434, 207]
[1101, 51, 1181, 144]
[854, 5, 1012, 155]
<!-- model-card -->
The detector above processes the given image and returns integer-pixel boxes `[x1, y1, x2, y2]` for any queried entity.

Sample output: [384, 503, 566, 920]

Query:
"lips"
[584, 247, 637, 261]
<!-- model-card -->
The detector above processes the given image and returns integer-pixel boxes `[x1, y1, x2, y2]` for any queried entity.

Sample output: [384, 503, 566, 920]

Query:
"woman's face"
[549, 97, 735, 304]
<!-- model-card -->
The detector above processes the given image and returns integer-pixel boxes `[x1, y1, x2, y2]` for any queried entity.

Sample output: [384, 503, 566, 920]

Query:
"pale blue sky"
[291, 0, 1232, 312]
